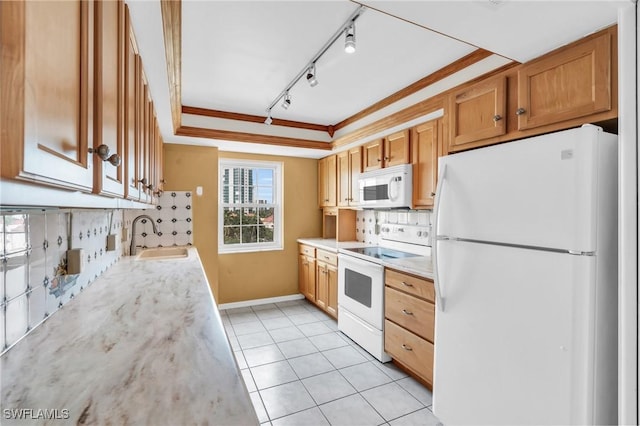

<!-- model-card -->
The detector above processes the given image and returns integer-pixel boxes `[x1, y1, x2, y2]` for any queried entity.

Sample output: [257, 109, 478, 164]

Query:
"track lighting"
[281, 92, 291, 109]
[263, 5, 365, 123]
[306, 64, 318, 87]
[345, 24, 356, 53]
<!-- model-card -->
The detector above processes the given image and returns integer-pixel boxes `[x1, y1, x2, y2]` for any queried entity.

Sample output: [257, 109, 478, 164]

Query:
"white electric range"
[337, 223, 431, 362]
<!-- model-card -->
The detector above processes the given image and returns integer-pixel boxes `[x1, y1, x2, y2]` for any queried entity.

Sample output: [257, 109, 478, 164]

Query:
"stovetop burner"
[344, 246, 419, 260]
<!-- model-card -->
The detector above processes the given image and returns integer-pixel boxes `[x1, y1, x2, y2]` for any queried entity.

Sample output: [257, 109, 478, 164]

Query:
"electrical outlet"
[106, 234, 117, 251]
[66, 249, 84, 274]
[122, 227, 128, 242]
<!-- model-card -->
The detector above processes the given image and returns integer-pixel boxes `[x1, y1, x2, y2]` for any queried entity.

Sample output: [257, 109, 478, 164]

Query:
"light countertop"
[297, 238, 433, 279]
[0, 248, 258, 426]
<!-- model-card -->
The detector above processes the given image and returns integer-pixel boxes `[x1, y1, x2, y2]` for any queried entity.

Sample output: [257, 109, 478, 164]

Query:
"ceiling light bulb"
[345, 24, 356, 54]
[281, 93, 291, 110]
[306, 64, 318, 87]
[264, 112, 273, 125]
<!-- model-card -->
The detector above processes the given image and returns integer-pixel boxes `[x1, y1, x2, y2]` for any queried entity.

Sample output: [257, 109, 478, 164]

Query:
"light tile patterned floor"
[220, 299, 442, 426]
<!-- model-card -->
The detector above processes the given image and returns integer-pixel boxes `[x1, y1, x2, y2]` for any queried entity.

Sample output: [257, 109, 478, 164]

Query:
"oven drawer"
[299, 244, 316, 257]
[317, 249, 337, 266]
[384, 319, 434, 384]
[385, 269, 435, 303]
[385, 287, 434, 342]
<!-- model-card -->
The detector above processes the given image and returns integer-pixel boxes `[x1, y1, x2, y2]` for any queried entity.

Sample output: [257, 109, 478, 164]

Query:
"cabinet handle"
[324, 256, 330, 260]
[303, 262, 308, 266]
[384, 156, 390, 161]
[430, 192, 436, 197]
[377, 158, 382, 162]
[401, 281, 413, 287]
[401, 344, 413, 351]
[138, 178, 148, 185]
[516, 108, 526, 116]
[493, 114, 502, 122]
[402, 309, 414, 316]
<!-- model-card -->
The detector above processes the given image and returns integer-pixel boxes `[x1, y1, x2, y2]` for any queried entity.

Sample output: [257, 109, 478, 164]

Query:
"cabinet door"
[412, 120, 439, 208]
[94, 0, 125, 197]
[1, 0, 94, 191]
[336, 151, 350, 207]
[384, 130, 410, 167]
[298, 254, 316, 301]
[449, 76, 507, 149]
[316, 261, 328, 310]
[318, 155, 336, 207]
[348, 146, 361, 206]
[326, 263, 338, 318]
[124, 8, 141, 200]
[517, 31, 612, 130]
[362, 138, 384, 172]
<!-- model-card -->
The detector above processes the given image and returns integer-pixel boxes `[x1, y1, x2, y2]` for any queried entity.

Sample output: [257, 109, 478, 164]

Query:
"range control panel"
[379, 223, 431, 246]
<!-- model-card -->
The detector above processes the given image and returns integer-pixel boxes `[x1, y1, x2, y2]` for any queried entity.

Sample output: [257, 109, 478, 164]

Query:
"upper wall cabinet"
[1, 0, 95, 191]
[94, 0, 125, 197]
[412, 119, 441, 209]
[384, 129, 411, 168]
[124, 8, 141, 201]
[362, 138, 384, 172]
[318, 155, 337, 208]
[516, 29, 612, 130]
[449, 76, 507, 150]
[337, 147, 361, 208]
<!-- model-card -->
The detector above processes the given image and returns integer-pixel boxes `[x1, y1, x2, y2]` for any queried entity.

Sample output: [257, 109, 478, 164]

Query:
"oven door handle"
[432, 163, 447, 312]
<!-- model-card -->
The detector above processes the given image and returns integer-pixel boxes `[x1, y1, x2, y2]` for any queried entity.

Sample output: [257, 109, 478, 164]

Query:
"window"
[219, 159, 283, 253]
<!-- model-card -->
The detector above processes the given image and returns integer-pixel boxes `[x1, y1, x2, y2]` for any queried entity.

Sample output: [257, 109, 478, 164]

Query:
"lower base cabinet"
[298, 244, 338, 319]
[384, 268, 436, 388]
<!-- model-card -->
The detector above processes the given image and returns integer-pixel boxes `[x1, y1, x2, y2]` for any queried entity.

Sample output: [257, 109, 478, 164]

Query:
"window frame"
[218, 159, 284, 254]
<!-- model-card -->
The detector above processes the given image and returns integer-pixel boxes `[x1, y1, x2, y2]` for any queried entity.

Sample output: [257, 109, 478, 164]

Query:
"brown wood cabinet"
[124, 9, 141, 201]
[337, 147, 361, 207]
[384, 268, 436, 388]
[298, 244, 338, 319]
[384, 129, 410, 167]
[411, 119, 440, 208]
[94, 0, 125, 197]
[449, 75, 507, 149]
[318, 155, 337, 207]
[517, 29, 612, 130]
[1, 0, 95, 191]
[362, 138, 384, 172]
[298, 244, 316, 302]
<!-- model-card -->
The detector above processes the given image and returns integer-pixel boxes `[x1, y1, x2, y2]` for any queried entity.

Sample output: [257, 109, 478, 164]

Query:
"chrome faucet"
[130, 214, 158, 255]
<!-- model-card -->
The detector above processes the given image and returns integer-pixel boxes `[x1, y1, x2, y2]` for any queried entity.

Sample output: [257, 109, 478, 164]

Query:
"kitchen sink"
[135, 246, 190, 261]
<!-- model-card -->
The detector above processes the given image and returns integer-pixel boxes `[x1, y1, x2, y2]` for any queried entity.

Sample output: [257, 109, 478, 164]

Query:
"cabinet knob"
[377, 158, 382, 162]
[401, 344, 413, 351]
[493, 114, 502, 122]
[516, 108, 526, 116]
[138, 178, 148, 185]
[89, 144, 121, 167]
[430, 192, 436, 197]
[384, 156, 390, 161]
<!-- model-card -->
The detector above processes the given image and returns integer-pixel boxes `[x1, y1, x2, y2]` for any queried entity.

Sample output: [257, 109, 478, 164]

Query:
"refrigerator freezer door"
[432, 240, 613, 425]
[436, 125, 617, 252]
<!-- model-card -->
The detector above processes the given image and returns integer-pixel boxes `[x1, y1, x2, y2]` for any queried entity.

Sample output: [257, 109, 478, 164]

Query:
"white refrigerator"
[431, 125, 618, 425]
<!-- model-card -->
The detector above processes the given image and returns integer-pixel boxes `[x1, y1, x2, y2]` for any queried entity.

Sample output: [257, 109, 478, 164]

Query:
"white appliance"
[358, 164, 412, 209]
[338, 223, 431, 362]
[432, 125, 618, 425]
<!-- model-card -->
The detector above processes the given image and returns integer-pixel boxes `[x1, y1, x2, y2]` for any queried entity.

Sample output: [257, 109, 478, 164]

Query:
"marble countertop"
[1, 248, 258, 425]
[297, 238, 433, 279]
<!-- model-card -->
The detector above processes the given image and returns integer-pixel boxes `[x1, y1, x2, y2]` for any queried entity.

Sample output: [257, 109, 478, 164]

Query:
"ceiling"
[126, 0, 626, 159]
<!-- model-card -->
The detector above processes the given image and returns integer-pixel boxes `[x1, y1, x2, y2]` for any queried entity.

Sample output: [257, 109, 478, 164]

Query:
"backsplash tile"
[124, 191, 193, 255]
[0, 208, 124, 355]
[356, 210, 432, 244]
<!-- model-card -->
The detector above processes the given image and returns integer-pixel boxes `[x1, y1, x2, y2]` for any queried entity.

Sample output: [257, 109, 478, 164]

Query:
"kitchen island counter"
[0, 248, 257, 425]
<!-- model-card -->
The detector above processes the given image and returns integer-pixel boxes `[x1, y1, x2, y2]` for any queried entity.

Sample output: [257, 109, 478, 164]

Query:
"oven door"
[338, 254, 384, 329]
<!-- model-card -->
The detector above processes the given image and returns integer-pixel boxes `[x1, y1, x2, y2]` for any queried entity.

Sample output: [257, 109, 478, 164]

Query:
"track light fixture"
[306, 64, 318, 87]
[281, 92, 291, 109]
[345, 24, 356, 53]
[263, 5, 365, 124]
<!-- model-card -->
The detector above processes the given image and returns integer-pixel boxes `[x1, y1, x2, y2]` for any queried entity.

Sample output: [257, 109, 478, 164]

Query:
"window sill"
[219, 245, 284, 255]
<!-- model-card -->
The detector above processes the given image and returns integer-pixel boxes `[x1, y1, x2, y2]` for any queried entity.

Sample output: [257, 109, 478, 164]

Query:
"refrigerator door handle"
[432, 163, 447, 311]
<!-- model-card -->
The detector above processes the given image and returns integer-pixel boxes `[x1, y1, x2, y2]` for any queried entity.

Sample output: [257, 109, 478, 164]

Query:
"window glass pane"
[223, 226, 240, 245]
[258, 225, 274, 243]
[258, 207, 274, 226]
[221, 185, 232, 203]
[222, 169, 230, 185]
[223, 208, 240, 226]
[241, 226, 257, 243]
[241, 208, 258, 225]
[5, 214, 27, 254]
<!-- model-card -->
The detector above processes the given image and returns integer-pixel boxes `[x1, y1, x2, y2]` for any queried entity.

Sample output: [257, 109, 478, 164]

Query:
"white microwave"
[358, 164, 413, 209]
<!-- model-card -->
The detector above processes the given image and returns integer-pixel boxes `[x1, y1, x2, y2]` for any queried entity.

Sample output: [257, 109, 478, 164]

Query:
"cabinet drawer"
[316, 249, 337, 266]
[299, 244, 315, 257]
[384, 319, 433, 384]
[385, 287, 434, 342]
[385, 269, 435, 303]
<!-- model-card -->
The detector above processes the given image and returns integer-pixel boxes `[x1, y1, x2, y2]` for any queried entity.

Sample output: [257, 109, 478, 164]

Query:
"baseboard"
[217, 293, 305, 310]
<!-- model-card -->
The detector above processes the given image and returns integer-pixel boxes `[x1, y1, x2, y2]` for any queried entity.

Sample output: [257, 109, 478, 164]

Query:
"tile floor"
[220, 298, 442, 426]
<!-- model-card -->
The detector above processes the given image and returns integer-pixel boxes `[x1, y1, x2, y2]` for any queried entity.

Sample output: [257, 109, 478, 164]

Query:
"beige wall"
[218, 152, 322, 303]
[163, 144, 220, 300]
